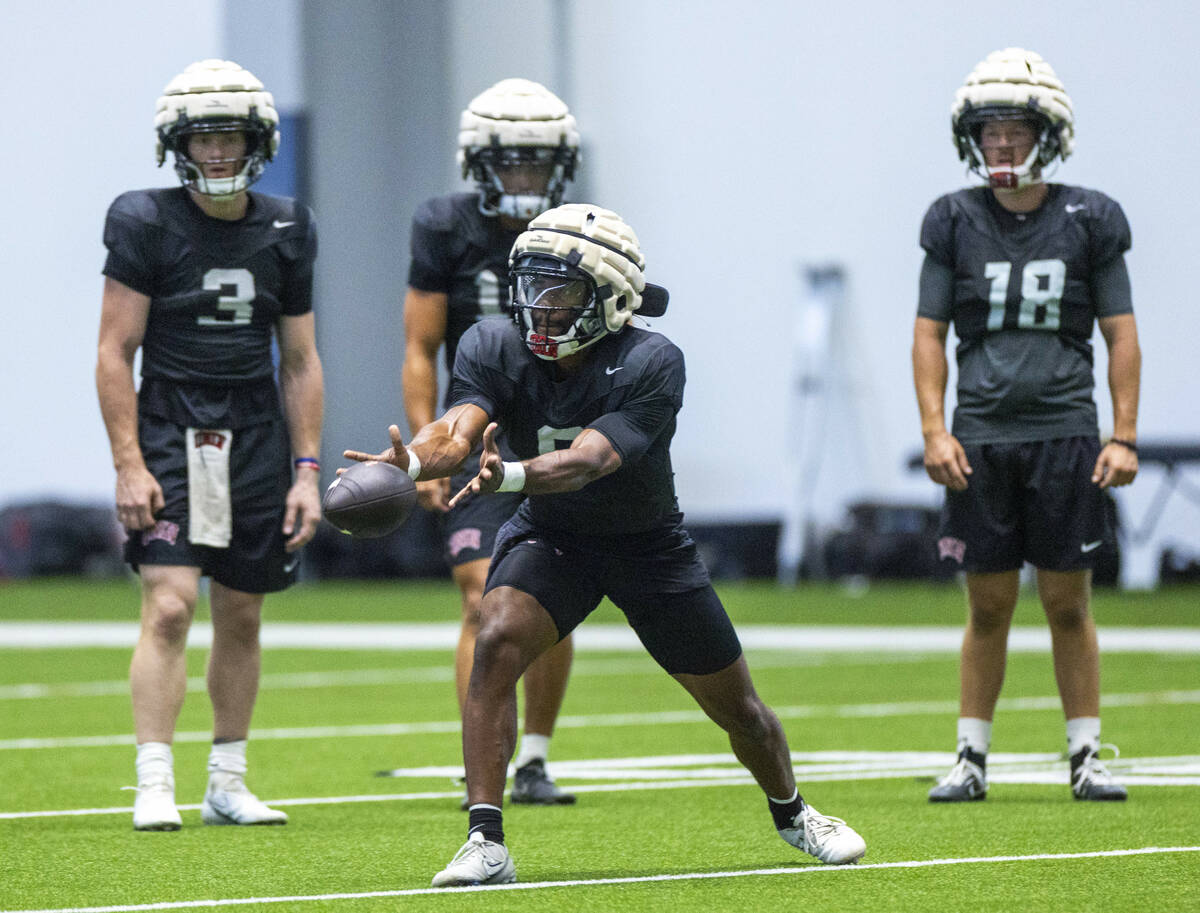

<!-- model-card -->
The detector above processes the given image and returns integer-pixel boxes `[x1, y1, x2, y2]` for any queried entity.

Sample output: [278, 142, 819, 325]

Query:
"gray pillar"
[302, 0, 452, 468]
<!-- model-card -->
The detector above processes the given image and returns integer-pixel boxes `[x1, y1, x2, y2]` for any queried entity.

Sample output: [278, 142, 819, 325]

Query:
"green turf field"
[1, 578, 1197, 912]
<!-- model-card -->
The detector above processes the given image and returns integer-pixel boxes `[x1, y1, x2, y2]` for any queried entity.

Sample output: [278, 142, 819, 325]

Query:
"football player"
[348, 204, 867, 885]
[912, 48, 1140, 802]
[95, 60, 324, 830]
[401, 78, 580, 807]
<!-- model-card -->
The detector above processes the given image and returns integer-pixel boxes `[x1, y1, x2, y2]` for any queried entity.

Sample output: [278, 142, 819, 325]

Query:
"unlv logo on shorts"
[142, 520, 180, 547]
[938, 536, 967, 564]
[448, 528, 482, 558]
[193, 431, 229, 450]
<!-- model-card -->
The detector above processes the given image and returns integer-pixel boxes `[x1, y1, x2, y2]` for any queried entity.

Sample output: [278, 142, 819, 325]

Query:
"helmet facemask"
[167, 119, 271, 198]
[957, 108, 1060, 191]
[510, 256, 605, 361]
[468, 143, 577, 220]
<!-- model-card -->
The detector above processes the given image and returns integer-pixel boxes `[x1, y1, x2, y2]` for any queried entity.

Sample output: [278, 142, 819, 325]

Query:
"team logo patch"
[142, 520, 181, 547]
[938, 536, 966, 564]
[192, 430, 229, 450]
[448, 528, 483, 558]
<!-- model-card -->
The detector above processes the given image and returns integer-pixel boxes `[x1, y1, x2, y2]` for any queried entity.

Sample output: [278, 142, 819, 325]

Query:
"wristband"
[496, 461, 526, 492]
[405, 447, 422, 480]
[294, 457, 320, 471]
[1109, 437, 1138, 454]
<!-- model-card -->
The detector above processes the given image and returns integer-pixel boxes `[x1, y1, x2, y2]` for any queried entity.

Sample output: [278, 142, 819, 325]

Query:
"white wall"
[4, 0, 1198, 581]
[559, 1, 1200, 582]
[0, 2, 222, 500]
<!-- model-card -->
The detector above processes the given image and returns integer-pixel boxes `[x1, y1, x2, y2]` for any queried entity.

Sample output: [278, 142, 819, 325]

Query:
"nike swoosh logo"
[1080, 540, 1103, 553]
[1065, 204, 1087, 213]
[605, 366, 624, 375]
[283, 556, 300, 573]
[483, 859, 505, 871]
[273, 219, 296, 229]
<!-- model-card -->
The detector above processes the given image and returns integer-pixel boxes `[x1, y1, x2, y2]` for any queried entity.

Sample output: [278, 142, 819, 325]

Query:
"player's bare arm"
[912, 316, 972, 490]
[1093, 313, 1141, 489]
[277, 311, 325, 549]
[96, 276, 163, 530]
[402, 286, 453, 511]
[450, 424, 621, 508]
[344, 403, 488, 478]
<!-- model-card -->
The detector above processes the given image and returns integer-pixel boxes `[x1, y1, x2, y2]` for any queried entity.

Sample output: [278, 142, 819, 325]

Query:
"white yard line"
[3, 622, 1199, 652]
[0, 653, 937, 702]
[3, 847, 1198, 913]
[4, 689, 1197, 752]
[5, 751, 1198, 821]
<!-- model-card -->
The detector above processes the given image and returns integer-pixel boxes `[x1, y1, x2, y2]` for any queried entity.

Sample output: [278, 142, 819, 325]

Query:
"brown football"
[322, 461, 417, 538]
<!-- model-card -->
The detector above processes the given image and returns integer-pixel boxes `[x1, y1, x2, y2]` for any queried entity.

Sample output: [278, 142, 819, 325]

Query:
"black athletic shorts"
[443, 460, 523, 567]
[936, 436, 1112, 574]
[123, 412, 296, 593]
[484, 515, 740, 675]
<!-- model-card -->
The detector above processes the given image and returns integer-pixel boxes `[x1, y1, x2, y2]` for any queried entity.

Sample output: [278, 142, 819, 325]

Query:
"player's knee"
[217, 608, 262, 644]
[142, 592, 194, 644]
[967, 601, 1014, 635]
[722, 695, 779, 743]
[460, 592, 484, 631]
[1043, 599, 1089, 632]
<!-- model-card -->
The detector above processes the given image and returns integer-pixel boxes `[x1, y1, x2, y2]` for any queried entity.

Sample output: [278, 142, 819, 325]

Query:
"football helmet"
[951, 48, 1074, 190]
[155, 59, 280, 197]
[509, 204, 666, 361]
[458, 78, 580, 220]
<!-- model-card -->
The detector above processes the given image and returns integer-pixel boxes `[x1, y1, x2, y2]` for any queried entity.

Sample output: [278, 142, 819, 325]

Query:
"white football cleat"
[201, 775, 288, 826]
[431, 831, 516, 887]
[778, 804, 866, 865]
[132, 779, 182, 831]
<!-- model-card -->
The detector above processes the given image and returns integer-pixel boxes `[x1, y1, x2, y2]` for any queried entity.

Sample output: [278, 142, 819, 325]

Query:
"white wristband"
[405, 448, 421, 480]
[496, 461, 526, 492]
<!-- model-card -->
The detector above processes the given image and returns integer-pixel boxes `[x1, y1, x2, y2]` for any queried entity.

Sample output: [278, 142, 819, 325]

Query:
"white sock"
[1066, 718, 1101, 758]
[208, 739, 248, 781]
[514, 733, 551, 769]
[136, 741, 174, 786]
[956, 718, 992, 756]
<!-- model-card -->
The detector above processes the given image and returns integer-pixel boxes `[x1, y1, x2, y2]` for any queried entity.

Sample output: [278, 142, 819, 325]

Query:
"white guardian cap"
[509, 204, 667, 361]
[458, 78, 580, 220]
[155, 59, 280, 197]
[951, 48, 1074, 189]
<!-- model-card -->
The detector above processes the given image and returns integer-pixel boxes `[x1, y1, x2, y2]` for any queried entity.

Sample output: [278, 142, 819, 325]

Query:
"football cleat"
[510, 759, 577, 805]
[1070, 744, 1128, 801]
[431, 831, 517, 887]
[201, 775, 288, 825]
[778, 804, 866, 865]
[928, 748, 988, 802]
[132, 779, 182, 831]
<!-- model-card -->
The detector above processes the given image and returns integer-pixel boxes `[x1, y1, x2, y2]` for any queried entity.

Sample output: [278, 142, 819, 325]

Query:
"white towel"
[186, 428, 233, 548]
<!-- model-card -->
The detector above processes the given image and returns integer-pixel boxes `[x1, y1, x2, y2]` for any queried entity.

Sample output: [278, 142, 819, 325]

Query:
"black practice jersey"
[919, 184, 1132, 443]
[103, 187, 316, 428]
[408, 192, 523, 403]
[449, 321, 686, 537]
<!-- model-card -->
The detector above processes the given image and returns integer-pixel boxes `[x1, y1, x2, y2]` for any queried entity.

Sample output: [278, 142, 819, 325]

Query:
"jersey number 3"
[198, 268, 256, 326]
[984, 259, 1064, 331]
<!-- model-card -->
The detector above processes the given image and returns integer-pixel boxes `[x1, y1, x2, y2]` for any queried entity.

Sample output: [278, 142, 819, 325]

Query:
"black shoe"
[928, 748, 988, 802]
[510, 759, 576, 805]
[1070, 744, 1128, 801]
